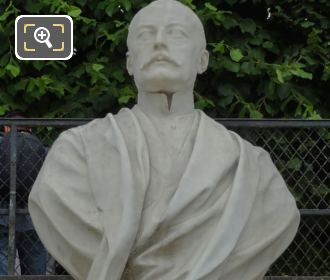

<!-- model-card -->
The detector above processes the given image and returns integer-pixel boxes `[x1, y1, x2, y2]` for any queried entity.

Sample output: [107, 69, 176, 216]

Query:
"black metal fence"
[0, 118, 329, 278]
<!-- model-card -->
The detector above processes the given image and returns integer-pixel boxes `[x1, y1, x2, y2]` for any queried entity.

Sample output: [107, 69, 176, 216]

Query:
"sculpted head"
[126, 0, 209, 95]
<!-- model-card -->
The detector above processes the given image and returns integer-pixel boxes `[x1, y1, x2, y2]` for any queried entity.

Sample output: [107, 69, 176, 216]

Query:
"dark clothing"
[0, 131, 47, 210]
[0, 229, 47, 275]
[0, 131, 47, 274]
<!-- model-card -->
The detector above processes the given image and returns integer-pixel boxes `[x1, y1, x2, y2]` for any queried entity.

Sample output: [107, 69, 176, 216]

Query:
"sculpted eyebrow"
[165, 23, 189, 37]
[166, 23, 188, 29]
[167, 22, 185, 26]
[136, 25, 155, 32]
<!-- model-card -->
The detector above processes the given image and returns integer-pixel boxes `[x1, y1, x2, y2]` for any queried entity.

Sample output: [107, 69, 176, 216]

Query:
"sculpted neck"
[137, 91, 194, 117]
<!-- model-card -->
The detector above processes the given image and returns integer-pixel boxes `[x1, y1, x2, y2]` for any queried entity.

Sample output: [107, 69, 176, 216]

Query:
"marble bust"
[29, 0, 300, 279]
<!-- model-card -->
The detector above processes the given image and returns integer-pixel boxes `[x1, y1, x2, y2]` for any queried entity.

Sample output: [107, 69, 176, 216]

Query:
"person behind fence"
[29, 1, 300, 279]
[0, 111, 47, 275]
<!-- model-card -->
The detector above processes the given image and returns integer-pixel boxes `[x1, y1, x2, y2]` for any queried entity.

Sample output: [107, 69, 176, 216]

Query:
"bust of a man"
[29, 1, 300, 279]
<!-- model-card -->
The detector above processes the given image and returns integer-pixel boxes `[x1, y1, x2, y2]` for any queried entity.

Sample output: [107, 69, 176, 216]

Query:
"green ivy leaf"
[264, 103, 274, 115]
[321, 64, 330, 81]
[195, 96, 215, 110]
[92, 63, 104, 72]
[5, 64, 20, 77]
[262, 41, 273, 49]
[0, 53, 9, 66]
[222, 57, 240, 72]
[249, 34, 263, 46]
[240, 62, 259, 75]
[68, 6, 82, 17]
[76, 0, 88, 6]
[182, 0, 196, 10]
[105, 3, 118, 17]
[14, 79, 28, 91]
[301, 21, 315, 28]
[32, 61, 44, 71]
[290, 68, 313, 80]
[249, 110, 263, 119]
[118, 95, 134, 104]
[276, 69, 284, 83]
[27, 79, 36, 93]
[239, 105, 248, 118]
[0, 68, 6, 78]
[24, 1, 43, 13]
[240, 19, 256, 35]
[218, 84, 235, 107]
[230, 49, 243, 62]
[118, 86, 135, 105]
[0, 9, 14, 22]
[122, 0, 132, 11]
[287, 158, 302, 171]
[277, 83, 290, 100]
[212, 41, 225, 54]
[0, 105, 9, 115]
[112, 69, 125, 82]
[316, 185, 329, 195]
[204, 3, 217, 12]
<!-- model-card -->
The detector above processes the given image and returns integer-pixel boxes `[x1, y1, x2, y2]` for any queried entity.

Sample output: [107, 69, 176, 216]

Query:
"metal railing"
[0, 118, 329, 278]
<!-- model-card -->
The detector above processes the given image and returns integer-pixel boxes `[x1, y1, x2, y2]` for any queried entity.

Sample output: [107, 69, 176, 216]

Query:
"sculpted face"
[127, 0, 209, 94]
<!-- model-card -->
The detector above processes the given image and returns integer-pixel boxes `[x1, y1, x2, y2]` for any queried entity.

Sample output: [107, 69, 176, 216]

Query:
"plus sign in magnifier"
[34, 27, 53, 48]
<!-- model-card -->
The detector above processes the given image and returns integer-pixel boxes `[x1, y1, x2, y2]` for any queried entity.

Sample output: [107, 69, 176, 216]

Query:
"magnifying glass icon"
[34, 27, 53, 48]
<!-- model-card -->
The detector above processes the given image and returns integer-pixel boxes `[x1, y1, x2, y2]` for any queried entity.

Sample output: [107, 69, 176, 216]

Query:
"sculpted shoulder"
[55, 108, 134, 149]
[199, 111, 284, 176]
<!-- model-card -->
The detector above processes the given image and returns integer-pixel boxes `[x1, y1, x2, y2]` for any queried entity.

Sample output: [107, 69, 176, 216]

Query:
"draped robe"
[29, 106, 300, 280]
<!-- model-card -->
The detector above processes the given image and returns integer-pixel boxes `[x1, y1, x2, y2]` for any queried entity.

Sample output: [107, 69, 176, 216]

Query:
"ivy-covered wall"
[0, 0, 329, 118]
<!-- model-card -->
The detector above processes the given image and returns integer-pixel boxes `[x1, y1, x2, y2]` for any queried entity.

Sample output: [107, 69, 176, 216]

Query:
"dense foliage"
[1, 1, 329, 276]
[0, 0, 329, 118]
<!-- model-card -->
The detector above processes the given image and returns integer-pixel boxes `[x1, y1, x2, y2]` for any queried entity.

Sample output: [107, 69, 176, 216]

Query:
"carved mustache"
[141, 54, 180, 69]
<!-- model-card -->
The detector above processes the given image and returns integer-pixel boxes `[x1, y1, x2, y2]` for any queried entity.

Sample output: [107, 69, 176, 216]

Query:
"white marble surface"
[29, 1, 300, 279]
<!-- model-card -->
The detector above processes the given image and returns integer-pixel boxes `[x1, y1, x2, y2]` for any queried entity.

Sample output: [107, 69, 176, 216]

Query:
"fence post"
[8, 125, 17, 275]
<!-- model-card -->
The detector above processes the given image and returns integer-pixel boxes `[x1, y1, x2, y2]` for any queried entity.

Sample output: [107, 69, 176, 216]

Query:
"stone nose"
[154, 29, 167, 50]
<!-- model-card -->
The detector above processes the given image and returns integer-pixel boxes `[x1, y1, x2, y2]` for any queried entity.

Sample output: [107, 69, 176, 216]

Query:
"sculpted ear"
[197, 49, 209, 74]
[126, 52, 133, 76]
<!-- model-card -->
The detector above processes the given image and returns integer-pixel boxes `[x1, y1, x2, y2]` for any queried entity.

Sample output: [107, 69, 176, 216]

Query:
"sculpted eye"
[137, 28, 155, 40]
[166, 27, 187, 39]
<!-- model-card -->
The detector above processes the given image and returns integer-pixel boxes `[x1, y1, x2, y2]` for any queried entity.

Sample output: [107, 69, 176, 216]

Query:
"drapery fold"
[29, 108, 299, 280]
